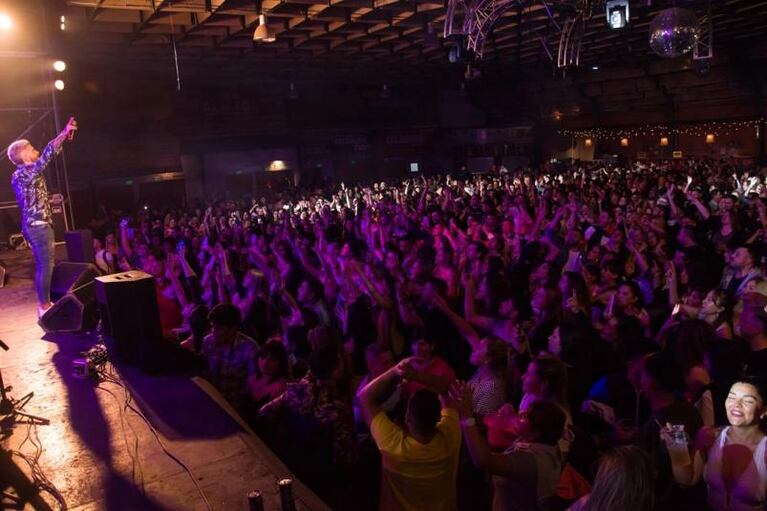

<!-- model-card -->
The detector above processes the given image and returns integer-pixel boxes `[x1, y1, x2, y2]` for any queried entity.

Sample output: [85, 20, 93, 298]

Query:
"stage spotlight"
[53, 60, 66, 72]
[54, 80, 65, 91]
[60, 15, 66, 30]
[0, 13, 13, 30]
[606, 0, 629, 29]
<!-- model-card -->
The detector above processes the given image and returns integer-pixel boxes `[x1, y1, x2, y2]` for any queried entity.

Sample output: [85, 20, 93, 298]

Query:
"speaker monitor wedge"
[50, 262, 100, 301]
[39, 282, 96, 333]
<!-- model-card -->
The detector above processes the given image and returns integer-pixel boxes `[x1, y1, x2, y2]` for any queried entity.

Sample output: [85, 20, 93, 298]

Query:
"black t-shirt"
[744, 347, 767, 376]
[725, 274, 747, 299]
[415, 305, 471, 379]
[642, 400, 704, 510]
[346, 295, 376, 373]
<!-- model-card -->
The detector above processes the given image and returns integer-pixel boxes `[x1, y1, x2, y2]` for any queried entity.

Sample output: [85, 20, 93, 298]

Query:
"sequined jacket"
[11, 141, 61, 228]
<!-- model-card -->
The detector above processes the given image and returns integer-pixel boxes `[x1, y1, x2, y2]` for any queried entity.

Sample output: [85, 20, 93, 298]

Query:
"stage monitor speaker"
[95, 271, 163, 371]
[50, 262, 99, 301]
[65, 230, 94, 263]
[39, 282, 96, 333]
[0, 260, 6, 288]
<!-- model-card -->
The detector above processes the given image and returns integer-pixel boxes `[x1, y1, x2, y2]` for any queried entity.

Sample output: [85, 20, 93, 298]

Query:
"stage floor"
[0, 247, 329, 511]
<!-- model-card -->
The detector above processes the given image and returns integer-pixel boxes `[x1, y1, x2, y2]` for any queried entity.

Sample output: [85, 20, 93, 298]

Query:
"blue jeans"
[25, 223, 54, 304]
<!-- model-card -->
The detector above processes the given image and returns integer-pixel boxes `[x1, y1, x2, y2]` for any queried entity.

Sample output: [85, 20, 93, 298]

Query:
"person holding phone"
[662, 376, 766, 511]
[7, 117, 78, 318]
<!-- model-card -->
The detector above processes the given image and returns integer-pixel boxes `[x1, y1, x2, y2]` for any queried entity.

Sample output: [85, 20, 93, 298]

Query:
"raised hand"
[395, 358, 418, 380]
[64, 117, 78, 140]
[448, 381, 474, 418]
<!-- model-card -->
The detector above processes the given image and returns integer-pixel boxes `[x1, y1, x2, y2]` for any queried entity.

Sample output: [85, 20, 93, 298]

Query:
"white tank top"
[703, 427, 767, 511]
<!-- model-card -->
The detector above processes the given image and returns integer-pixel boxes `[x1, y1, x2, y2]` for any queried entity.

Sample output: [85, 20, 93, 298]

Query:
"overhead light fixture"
[584, 138, 593, 147]
[266, 160, 288, 172]
[591, 65, 599, 70]
[660, 136, 669, 146]
[620, 137, 629, 147]
[53, 60, 66, 72]
[0, 13, 12, 30]
[253, 13, 275, 42]
[54, 80, 65, 91]
[606, 0, 629, 29]
[706, 133, 715, 144]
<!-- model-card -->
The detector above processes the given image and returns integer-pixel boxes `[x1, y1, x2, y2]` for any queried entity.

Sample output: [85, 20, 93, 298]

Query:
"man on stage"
[7, 117, 78, 318]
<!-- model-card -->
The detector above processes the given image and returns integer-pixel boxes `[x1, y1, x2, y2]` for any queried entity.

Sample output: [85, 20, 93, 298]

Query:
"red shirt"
[155, 283, 182, 331]
[405, 356, 456, 396]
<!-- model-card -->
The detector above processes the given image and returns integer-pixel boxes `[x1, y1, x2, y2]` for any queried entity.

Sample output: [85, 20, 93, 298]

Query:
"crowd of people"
[87, 158, 766, 511]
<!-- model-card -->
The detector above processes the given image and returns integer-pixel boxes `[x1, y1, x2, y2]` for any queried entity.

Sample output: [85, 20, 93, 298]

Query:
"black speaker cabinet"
[65, 230, 95, 264]
[50, 262, 99, 301]
[95, 271, 163, 370]
[39, 282, 96, 333]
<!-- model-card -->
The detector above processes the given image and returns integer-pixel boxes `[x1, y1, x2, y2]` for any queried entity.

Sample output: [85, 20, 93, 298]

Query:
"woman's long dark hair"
[583, 446, 654, 511]
[531, 354, 569, 411]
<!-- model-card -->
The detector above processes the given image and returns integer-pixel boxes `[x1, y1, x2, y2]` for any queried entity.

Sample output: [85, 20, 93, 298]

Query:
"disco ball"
[649, 7, 699, 58]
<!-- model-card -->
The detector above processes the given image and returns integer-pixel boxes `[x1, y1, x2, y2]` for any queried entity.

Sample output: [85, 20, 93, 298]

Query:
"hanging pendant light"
[254, 13, 275, 42]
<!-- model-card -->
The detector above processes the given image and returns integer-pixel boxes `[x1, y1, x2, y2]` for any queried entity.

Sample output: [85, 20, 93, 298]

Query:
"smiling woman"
[664, 375, 767, 511]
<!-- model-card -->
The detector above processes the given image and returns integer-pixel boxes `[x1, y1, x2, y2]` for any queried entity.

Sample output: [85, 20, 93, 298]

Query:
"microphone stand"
[0, 340, 49, 429]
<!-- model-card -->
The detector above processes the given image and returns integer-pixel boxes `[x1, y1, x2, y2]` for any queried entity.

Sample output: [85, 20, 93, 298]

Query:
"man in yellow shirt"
[357, 357, 462, 511]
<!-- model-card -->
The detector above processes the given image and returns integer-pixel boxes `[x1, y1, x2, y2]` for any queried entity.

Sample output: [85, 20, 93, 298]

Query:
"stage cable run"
[96, 363, 214, 511]
[8, 420, 68, 510]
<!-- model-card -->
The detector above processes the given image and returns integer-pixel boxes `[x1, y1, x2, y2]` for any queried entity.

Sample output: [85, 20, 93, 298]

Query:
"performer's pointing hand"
[65, 117, 78, 140]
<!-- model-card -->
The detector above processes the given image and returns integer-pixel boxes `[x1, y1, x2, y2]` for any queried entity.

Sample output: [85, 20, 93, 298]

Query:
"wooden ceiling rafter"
[65, 0, 767, 74]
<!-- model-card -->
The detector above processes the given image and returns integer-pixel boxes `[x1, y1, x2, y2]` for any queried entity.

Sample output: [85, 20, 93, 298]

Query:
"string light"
[559, 119, 765, 140]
